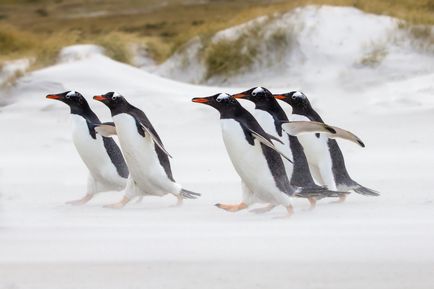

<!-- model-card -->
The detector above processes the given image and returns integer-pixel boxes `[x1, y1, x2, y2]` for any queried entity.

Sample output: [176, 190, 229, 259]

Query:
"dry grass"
[203, 33, 258, 79]
[0, 0, 432, 75]
[358, 43, 388, 67]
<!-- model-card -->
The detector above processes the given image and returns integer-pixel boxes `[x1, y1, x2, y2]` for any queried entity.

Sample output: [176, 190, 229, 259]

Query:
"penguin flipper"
[139, 123, 173, 159]
[246, 128, 293, 163]
[94, 122, 117, 137]
[326, 126, 365, 147]
[281, 121, 336, 136]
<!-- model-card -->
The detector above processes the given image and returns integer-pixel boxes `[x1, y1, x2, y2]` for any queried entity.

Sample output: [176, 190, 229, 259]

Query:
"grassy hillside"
[0, 0, 433, 70]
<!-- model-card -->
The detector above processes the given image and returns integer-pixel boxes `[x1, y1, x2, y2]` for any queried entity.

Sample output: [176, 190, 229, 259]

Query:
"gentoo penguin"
[192, 93, 345, 217]
[93, 92, 200, 208]
[233, 87, 344, 210]
[273, 91, 380, 201]
[46, 91, 129, 205]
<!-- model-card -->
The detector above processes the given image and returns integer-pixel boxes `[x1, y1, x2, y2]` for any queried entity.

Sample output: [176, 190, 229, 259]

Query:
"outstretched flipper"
[281, 121, 336, 136]
[282, 121, 365, 147]
[245, 127, 293, 163]
[94, 122, 117, 137]
[139, 123, 173, 159]
[326, 126, 365, 148]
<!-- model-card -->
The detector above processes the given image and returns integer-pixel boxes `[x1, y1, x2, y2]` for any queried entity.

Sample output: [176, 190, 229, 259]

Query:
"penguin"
[93, 92, 200, 209]
[46, 91, 129, 205]
[192, 93, 346, 217]
[273, 90, 380, 201]
[232, 87, 345, 211]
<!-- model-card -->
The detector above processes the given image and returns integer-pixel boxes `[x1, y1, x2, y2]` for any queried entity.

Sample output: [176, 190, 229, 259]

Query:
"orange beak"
[273, 94, 287, 100]
[93, 95, 107, 101]
[232, 92, 248, 99]
[192, 97, 209, 103]
[46, 94, 61, 100]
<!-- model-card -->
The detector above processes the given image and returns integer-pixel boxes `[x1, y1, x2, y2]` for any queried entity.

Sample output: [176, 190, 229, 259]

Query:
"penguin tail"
[180, 189, 201, 199]
[349, 183, 380, 196]
[295, 186, 349, 198]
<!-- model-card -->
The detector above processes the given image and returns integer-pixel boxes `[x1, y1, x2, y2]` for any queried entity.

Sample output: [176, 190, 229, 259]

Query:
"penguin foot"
[250, 204, 276, 214]
[307, 197, 317, 210]
[66, 194, 93, 206]
[331, 195, 347, 204]
[215, 202, 247, 212]
[273, 205, 294, 219]
[170, 195, 183, 207]
[104, 196, 130, 209]
[135, 196, 144, 204]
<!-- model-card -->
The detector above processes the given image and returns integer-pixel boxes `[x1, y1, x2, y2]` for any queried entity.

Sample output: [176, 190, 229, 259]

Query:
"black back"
[105, 93, 175, 182]
[234, 87, 319, 187]
[48, 91, 129, 178]
[285, 91, 354, 186]
[195, 93, 294, 195]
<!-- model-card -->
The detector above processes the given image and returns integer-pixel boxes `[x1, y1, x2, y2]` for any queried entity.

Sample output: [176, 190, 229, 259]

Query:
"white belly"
[288, 114, 330, 165]
[113, 113, 177, 196]
[253, 110, 294, 176]
[220, 119, 284, 204]
[71, 115, 124, 189]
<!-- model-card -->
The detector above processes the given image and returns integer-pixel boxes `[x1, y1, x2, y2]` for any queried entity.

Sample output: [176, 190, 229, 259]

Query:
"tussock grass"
[399, 23, 434, 53]
[0, 0, 432, 77]
[202, 16, 299, 79]
[203, 35, 258, 79]
[358, 44, 388, 67]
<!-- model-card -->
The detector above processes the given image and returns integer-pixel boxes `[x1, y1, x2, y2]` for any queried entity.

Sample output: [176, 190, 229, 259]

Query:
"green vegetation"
[0, 0, 433, 75]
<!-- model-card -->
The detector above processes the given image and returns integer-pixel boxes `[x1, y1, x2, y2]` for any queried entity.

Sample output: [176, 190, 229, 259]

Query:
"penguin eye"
[292, 95, 296, 100]
[112, 96, 118, 101]
[216, 98, 222, 103]
[252, 91, 257, 97]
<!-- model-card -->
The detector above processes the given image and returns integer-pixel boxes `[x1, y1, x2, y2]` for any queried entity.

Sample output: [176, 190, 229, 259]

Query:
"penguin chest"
[220, 119, 278, 201]
[288, 114, 330, 165]
[71, 115, 116, 180]
[254, 110, 294, 174]
[112, 113, 170, 195]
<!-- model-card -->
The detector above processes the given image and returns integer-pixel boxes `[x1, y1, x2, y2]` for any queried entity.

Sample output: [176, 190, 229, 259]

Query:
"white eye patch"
[217, 93, 231, 101]
[66, 91, 76, 97]
[293, 91, 305, 98]
[252, 87, 264, 95]
[112, 92, 121, 97]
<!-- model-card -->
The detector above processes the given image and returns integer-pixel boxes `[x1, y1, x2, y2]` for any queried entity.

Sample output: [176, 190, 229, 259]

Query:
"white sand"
[1, 7, 434, 288]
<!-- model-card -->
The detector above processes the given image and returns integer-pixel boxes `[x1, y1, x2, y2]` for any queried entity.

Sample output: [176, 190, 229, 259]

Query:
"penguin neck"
[291, 105, 324, 122]
[70, 103, 100, 123]
[255, 100, 288, 136]
[255, 100, 288, 122]
[110, 102, 135, 117]
[219, 103, 245, 120]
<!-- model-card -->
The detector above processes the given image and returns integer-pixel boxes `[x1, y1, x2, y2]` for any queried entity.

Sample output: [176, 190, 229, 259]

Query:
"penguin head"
[93, 92, 128, 110]
[232, 87, 274, 106]
[274, 91, 311, 109]
[46, 90, 88, 110]
[192, 93, 240, 112]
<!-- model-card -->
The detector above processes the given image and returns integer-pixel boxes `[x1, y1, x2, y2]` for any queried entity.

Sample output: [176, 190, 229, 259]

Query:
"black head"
[46, 90, 86, 106]
[192, 93, 242, 118]
[46, 90, 91, 115]
[93, 92, 129, 113]
[273, 90, 312, 109]
[232, 86, 274, 104]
